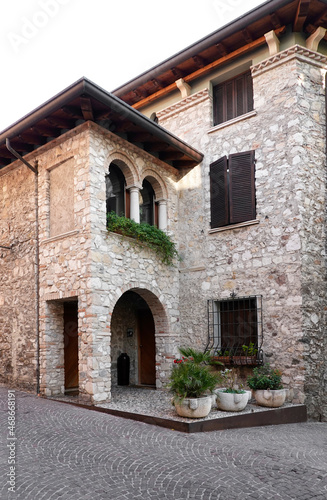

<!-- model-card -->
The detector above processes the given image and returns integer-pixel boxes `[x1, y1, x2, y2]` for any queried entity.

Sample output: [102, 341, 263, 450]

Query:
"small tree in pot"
[169, 347, 222, 418]
[247, 364, 286, 408]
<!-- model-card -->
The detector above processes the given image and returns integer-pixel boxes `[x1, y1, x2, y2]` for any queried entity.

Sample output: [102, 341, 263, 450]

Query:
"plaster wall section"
[157, 47, 327, 417]
[0, 164, 37, 389]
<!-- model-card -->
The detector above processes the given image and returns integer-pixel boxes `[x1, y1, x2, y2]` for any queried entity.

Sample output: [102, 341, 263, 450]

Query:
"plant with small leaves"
[107, 211, 180, 265]
[247, 364, 283, 391]
[220, 368, 246, 394]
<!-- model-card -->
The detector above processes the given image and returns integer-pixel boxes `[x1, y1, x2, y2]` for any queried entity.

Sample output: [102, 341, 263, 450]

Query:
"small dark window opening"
[140, 179, 155, 226]
[106, 163, 126, 217]
[210, 150, 256, 229]
[213, 70, 253, 126]
[207, 295, 263, 364]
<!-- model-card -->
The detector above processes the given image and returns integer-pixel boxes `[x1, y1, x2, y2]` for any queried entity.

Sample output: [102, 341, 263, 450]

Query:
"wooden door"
[64, 302, 79, 391]
[138, 309, 156, 386]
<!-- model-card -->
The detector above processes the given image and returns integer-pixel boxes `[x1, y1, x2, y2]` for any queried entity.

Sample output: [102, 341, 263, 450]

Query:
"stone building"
[1, 0, 327, 420]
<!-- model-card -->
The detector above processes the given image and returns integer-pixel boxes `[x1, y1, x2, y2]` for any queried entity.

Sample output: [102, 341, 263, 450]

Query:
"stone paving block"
[0, 387, 327, 499]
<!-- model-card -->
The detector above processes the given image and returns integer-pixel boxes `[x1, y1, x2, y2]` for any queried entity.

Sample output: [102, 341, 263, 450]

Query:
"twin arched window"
[106, 162, 158, 226]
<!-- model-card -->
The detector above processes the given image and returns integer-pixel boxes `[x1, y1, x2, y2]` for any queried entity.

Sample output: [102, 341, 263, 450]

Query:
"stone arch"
[106, 150, 140, 187]
[109, 283, 172, 389]
[141, 169, 168, 200]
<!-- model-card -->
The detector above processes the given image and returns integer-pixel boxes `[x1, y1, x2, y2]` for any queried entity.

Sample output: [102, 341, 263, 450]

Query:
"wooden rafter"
[294, 0, 311, 31]
[242, 29, 253, 44]
[80, 97, 94, 121]
[132, 26, 285, 110]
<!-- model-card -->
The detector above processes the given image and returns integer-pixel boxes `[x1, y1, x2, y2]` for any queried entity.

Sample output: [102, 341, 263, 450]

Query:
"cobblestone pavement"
[1, 387, 327, 500]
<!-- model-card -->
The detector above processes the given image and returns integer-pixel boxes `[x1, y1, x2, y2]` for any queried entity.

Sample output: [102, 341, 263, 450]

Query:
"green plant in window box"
[107, 211, 180, 266]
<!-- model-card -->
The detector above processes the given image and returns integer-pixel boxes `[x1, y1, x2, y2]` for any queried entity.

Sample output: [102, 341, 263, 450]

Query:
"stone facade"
[156, 46, 327, 420]
[1, 40, 327, 420]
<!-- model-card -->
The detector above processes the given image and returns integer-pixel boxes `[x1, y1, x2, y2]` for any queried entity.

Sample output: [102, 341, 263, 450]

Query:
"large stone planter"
[254, 389, 286, 408]
[174, 395, 212, 418]
[215, 389, 249, 412]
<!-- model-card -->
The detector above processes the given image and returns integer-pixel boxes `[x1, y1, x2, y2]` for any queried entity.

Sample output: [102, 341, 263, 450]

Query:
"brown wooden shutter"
[246, 71, 254, 112]
[228, 150, 255, 224]
[210, 156, 228, 228]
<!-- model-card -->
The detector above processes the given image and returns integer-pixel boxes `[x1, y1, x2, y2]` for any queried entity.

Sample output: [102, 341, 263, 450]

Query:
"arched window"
[106, 163, 127, 217]
[140, 179, 156, 226]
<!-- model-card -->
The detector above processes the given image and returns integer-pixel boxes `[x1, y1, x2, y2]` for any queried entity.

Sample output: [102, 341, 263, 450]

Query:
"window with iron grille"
[210, 150, 256, 229]
[207, 295, 263, 364]
[213, 70, 253, 126]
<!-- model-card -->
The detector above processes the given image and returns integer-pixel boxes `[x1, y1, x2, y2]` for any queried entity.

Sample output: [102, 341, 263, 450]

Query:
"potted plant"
[233, 343, 258, 365]
[247, 364, 286, 408]
[211, 349, 231, 365]
[169, 347, 222, 418]
[214, 368, 249, 412]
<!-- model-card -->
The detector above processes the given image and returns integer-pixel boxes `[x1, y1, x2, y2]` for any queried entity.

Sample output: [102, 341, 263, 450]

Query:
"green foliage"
[169, 347, 222, 401]
[107, 211, 180, 265]
[220, 368, 246, 394]
[247, 364, 283, 391]
[242, 343, 258, 356]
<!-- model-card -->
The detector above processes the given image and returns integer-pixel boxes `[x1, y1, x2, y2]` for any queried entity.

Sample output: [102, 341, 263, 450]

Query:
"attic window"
[213, 71, 253, 126]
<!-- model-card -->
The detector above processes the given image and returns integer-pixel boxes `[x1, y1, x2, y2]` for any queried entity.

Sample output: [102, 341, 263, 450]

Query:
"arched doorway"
[111, 291, 157, 387]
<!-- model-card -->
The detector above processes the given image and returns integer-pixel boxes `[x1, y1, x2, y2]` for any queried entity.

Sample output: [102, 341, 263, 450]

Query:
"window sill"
[209, 219, 259, 234]
[207, 110, 257, 134]
[41, 229, 80, 244]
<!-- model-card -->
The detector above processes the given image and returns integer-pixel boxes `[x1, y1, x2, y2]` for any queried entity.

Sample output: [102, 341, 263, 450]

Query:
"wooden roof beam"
[171, 67, 184, 79]
[242, 29, 253, 44]
[294, 0, 310, 32]
[132, 26, 285, 110]
[270, 13, 282, 30]
[31, 124, 58, 138]
[80, 97, 94, 121]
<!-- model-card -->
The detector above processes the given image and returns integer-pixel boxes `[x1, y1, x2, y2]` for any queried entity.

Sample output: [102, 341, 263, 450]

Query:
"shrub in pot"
[169, 347, 222, 418]
[247, 364, 286, 408]
[215, 368, 249, 412]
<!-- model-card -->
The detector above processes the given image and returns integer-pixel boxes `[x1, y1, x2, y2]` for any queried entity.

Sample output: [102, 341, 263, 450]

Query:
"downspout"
[5, 139, 40, 394]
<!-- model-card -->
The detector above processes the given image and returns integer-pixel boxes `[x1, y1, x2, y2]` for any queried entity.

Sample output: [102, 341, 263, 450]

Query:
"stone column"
[158, 200, 167, 231]
[129, 186, 140, 223]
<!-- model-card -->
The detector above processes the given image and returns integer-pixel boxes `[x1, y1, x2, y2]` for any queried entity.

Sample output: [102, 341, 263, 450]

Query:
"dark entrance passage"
[63, 301, 79, 393]
[138, 308, 156, 386]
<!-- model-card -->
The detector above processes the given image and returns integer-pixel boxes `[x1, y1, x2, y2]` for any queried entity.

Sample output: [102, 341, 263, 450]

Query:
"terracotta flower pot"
[174, 395, 212, 418]
[254, 389, 286, 408]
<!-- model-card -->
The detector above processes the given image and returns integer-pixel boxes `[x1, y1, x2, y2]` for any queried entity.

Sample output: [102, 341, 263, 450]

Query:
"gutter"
[5, 139, 40, 395]
[113, 0, 292, 97]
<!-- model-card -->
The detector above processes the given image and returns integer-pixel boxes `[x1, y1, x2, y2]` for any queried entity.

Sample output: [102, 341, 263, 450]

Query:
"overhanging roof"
[114, 0, 327, 107]
[0, 78, 203, 170]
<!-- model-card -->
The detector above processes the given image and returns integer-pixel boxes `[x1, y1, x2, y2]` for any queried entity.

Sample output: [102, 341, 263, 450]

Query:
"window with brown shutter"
[210, 150, 255, 229]
[213, 71, 253, 126]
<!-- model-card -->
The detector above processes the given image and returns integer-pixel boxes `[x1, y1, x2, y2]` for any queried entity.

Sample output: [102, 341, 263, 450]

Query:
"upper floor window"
[210, 150, 255, 229]
[213, 70, 253, 126]
[106, 163, 129, 217]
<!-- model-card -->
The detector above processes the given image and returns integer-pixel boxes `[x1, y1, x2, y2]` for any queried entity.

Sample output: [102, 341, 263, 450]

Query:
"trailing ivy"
[107, 211, 180, 266]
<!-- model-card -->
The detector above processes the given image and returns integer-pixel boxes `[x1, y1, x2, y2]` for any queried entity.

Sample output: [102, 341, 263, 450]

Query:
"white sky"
[0, 0, 265, 132]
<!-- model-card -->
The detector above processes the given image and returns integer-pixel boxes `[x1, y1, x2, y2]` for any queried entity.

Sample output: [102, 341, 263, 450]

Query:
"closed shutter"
[229, 150, 255, 224]
[214, 85, 224, 125]
[210, 156, 228, 228]
[246, 71, 254, 113]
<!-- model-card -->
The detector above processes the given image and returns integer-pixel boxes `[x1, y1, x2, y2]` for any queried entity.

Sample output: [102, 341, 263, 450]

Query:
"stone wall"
[0, 164, 37, 389]
[157, 46, 327, 418]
